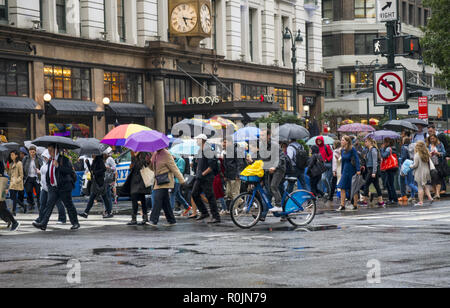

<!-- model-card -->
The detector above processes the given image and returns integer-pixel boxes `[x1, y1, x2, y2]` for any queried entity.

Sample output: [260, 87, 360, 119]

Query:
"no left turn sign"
[374, 69, 407, 106]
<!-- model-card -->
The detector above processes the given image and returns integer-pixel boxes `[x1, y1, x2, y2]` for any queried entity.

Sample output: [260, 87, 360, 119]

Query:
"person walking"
[121, 152, 152, 225]
[191, 134, 221, 224]
[398, 137, 411, 202]
[337, 136, 361, 211]
[327, 140, 342, 207]
[78, 154, 113, 219]
[427, 124, 450, 194]
[222, 138, 245, 212]
[35, 150, 66, 225]
[380, 138, 399, 205]
[22, 146, 43, 211]
[315, 136, 333, 195]
[104, 147, 117, 213]
[427, 134, 446, 200]
[149, 148, 185, 227]
[170, 154, 191, 216]
[6, 150, 26, 215]
[267, 142, 287, 214]
[362, 137, 385, 208]
[285, 139, 308, 193]
[0, 158, 19, 231]
[307, 145, 325, 199]
[411, 141, 434, 206]
[32, 145, 80, 231]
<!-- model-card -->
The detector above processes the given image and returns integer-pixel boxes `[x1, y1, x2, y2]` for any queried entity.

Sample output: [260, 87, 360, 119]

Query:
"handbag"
[184, 175, 196, 188]
[155, 173, 170, 185]
[140, 167, 154, 188]
[105, 169, 116, 184]
[381, 149, 398, 171]
[0, 177, 8, 202]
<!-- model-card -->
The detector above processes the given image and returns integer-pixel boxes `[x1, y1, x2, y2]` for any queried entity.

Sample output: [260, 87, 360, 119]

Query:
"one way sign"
[377, 0, 398, 22]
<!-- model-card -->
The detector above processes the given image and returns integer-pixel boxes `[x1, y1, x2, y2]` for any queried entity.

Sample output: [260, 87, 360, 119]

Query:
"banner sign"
[418, 96, 428, 120]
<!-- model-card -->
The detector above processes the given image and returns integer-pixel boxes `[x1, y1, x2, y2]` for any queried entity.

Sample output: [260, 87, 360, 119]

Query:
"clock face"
[200, 4, 212, 34]
[171, 4, 198, 33]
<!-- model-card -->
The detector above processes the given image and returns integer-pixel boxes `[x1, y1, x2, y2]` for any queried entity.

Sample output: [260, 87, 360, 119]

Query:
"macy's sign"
[182, 96, 220, 106]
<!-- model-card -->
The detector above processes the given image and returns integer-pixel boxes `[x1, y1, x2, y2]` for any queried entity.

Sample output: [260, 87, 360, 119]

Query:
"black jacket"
[88, 156, 106, 187]
[45, 155, 75, 192]
[121, 154, 151, 195]
[0, 160, 4, 176]
[223, 144, 245, 180]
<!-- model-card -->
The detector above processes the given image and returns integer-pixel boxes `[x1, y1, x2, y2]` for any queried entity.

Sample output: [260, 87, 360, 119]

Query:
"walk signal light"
[403, 35, 421, 55]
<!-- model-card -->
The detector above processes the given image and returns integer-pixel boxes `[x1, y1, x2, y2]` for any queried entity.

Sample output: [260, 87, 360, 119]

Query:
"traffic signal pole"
[386, 20, 397, 120]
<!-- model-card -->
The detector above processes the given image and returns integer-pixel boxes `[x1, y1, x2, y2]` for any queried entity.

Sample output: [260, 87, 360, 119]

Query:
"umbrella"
[382, 120, 418, 132]
[167, 135, 183, 146]
[341, 119, 354, 125]
[210, 116, 239, 131]
[171, 119, 216, 138]
[365, 130, 401, 142]
[200, 119, 223, 131]
[74, 138, 109, 156]
[306, 135, 335, 146]
[32, 136, 80, 150]
[233, 126, 261, 142]
[0, 144, 9, 160]
[101, 124, 152, 146]
[124, 130, 170, 153]
[278, 124, 310, 141]
[351, 174, 366, 199]
[404, 118, 428, 127]
[170, 140, 200, 156]
[338, 123, 376, 133]
[24, 141, 46, 155]
[1, 142, 20, 151]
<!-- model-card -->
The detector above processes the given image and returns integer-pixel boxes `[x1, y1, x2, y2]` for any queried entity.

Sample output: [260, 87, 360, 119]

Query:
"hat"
[194, 134, 208, 141]
[41, 150, 50, 160]
[103, 147, 112, 155]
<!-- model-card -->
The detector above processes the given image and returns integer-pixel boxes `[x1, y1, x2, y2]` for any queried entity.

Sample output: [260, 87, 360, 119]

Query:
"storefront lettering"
[182, 96, 221, 106]
[260, 94, 275, 103]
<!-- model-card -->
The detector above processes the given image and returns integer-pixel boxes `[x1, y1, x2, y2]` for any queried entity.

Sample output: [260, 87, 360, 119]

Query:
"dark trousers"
[363, 168, 382, 197]
[386, 170, 398, 202]
[84, 190, 112, 215]
[131, 193, 147, 218]
[0, 201, 16, 224]
[286, 168, 307, 193]
[10, 190, 25, 213]
[25, 177, 40, 208]
[40, 186, 79, 227]
[150, 188, 176, 224]
[192, 179, 220, 220]
[328, 176, 338, 201]
[37, 189, 66, 223]
[310, 175, 324, 198]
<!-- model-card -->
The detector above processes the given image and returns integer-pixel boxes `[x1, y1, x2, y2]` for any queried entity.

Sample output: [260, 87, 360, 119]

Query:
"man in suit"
[32, 145, 80, 231]
[22, 146, 43, 211]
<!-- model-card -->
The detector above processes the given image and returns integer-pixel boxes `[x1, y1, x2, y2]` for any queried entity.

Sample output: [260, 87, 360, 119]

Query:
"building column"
[274, 14, 282, 66]
[215, 0, 227, 56]
[240, 4, 249, 61]
[158, 0, 168, 42]
[226, 0, 241, 60]
[92, 68, 105, 139]
[8, 0, 40, 28]
[137, 0, 159, 46]
[105, 0, 120, 43]
[253, 8, 263, 64]
[125, 0, 137, 45]
[154, 76, 166, 133]
[41, 0, 58, 33]
[80, 0, 104, 40]
[261, 0, 275, 66]
[32, 61, 46, 138]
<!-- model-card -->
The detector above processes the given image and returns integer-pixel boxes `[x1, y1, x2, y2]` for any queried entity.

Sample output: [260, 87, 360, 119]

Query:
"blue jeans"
[170, 183, 189, 210]
[406, 171, 418, 199]
[37, 190, 66, 223]
[321, 163, 333, 193]
[400, 174, 407, 197]
[386, 170, 398, 202]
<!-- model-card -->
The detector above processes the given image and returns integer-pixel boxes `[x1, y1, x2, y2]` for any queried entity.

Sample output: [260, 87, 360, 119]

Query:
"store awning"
[0, 96, 43, 114]
[47, 99, 102, 116]
[105, 103, 154, 118]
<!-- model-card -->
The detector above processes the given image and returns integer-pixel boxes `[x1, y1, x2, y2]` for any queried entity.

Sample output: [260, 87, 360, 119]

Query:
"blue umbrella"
[306, 136, 335, 146]
[170, 140, 200, 156]
[233, 127, 261, 142]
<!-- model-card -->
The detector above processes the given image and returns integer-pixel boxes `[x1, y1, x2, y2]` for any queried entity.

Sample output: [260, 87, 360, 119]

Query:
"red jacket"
[315, 136, 333, 163]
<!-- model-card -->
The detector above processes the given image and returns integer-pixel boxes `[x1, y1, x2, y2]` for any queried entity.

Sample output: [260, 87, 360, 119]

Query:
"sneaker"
[10, 221, 20, 231]
[219, 210, 226, 216]
[78, 212, 88, 219]
[269, 206, 283, 213]
[336, 206, 346, 212]
[56, 221, 66, 225]
[280, 216, 288, 222]
[414, 202, 423, 207]
[378, 202, 386, 208]
[163, 222, 176, 227]
[182, 207, 192, 216]
[148, 222, 158, 227]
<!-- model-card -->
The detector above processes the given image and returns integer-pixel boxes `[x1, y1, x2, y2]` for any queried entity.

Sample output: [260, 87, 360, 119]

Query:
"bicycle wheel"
[283, 191, 317, 227]
[230, 192, 262, 229]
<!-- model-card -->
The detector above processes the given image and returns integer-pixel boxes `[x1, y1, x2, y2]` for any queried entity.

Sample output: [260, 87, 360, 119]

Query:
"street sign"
[374, 68, 407, 106]
[373, 37, 387, 55]
[376, 0, 398, 22]
[408, 110, 419, 116]
[418, 96, 428, 120]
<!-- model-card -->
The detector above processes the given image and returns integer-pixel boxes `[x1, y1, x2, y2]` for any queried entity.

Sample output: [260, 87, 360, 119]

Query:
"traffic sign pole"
[385, 2, 398, 120]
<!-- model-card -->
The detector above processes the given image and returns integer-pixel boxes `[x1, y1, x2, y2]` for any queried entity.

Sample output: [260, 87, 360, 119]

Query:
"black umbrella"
[171, 119, 216, 138]
[1, 142, 20, 151]
[404, 118, 428, 127]
[74, 138, 109, 156]
[278, 124, 310, 141]
[382, 120, 418, 132]
[32, 136, 80, 150]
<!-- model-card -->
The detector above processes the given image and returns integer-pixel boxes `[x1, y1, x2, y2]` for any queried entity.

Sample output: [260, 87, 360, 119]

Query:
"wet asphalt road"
[1, 199, 450, 288]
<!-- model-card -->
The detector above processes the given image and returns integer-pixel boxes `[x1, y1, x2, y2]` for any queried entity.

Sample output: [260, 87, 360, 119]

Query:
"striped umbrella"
[101, 124, 152, 146]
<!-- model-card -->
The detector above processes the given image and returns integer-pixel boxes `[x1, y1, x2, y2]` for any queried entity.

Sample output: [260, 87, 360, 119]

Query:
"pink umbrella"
[338, 123, 376, 133]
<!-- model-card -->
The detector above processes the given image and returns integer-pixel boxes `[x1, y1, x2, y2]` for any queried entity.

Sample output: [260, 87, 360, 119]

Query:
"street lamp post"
[355, 59, 380, 124]
[283, 27, 303, 116]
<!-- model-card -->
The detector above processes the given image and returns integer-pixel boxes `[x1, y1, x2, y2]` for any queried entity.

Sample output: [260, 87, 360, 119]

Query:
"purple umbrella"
[124, 130, 170, 153]
[338, 123, 376, 133]
[365, 130, 401, 142]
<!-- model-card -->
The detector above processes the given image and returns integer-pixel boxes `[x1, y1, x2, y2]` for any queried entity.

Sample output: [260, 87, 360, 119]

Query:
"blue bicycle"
[230, 176, 317, 229]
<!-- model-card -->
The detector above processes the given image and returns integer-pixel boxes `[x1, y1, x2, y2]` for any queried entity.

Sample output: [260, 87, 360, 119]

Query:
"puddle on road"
[264, 224, 339, 232]
[93, 247, 206, 257]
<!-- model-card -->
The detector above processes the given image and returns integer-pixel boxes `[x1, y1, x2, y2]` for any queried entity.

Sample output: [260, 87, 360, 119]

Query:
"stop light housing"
[403, 35, 421, 55]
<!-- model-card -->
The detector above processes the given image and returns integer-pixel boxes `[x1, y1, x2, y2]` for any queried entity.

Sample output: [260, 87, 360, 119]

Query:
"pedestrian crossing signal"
[403, 35, 421, 55]
[373, 38, 387, 55]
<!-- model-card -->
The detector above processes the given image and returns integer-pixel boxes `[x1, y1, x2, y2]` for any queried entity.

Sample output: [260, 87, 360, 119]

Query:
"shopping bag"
[140, 167, 155, 188]
[380, 150, 398, 171]
[240, 160, 265, 178]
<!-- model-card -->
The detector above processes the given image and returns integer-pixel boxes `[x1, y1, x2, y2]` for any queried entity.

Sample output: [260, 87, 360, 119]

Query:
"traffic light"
[403, 35, 421, 55]
[373, 38, 387, 55]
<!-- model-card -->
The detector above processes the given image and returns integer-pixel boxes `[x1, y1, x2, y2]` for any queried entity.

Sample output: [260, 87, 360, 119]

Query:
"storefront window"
[274, 88, 292, 111]
[341, 70, 372, 95]
[354, 0, 375, 18]
[44, 65, 91, 100]
[0, 59, 29, 97]
[216, 82, 233, 102]
[164, 77, 192, 104]
[104, 71, 143, 103]
[0, 114, 30, 144]
[241, 84, 267, 101]
[355, 33, 378, 55]
[47, 116, 92, 139]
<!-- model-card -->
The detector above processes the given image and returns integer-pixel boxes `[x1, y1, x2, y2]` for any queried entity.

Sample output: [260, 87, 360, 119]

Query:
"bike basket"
[240, 175, 261, 183]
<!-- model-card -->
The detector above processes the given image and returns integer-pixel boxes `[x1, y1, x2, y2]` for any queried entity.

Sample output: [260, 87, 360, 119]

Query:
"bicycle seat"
[285, 176, 298, 183]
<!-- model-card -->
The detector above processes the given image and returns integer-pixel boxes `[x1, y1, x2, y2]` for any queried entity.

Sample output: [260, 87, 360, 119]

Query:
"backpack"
[308, 154, 326, 178]
[291, 143, 309, 169]
[211, 158, 220, 176]
[438, 133, 450, 158]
